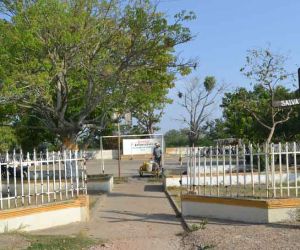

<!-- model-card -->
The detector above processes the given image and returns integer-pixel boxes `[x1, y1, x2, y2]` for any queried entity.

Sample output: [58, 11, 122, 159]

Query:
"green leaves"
[0, 0, 195, 145]
[203, 76, 216, 92]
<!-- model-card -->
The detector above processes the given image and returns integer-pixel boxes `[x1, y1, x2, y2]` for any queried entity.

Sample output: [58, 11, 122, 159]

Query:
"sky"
[158, 0, 300, 133]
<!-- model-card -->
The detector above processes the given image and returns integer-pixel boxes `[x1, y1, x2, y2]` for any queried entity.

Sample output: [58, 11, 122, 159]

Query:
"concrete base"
[87, 175, 113, 193]
[164, 174, 300, 188]
[182, 195, 300, 223]
[0, 196, 89, 232]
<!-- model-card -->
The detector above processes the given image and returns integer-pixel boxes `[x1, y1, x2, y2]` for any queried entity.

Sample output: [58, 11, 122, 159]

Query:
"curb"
[164, 189, 190, 232]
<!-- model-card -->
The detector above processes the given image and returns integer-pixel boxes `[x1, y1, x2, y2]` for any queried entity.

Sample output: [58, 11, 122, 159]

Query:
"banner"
[123, 138, 161, 155]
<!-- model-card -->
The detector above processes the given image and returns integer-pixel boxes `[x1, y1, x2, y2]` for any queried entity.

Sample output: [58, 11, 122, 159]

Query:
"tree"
[178, 76, 223, 146]
[132, 104, 164, 134]
[238, 48, 295, 143]
[221, 87, 297, 144]
[164, 129, 189, 147]
[131, 87, 171, 134]
[0, 0, 196, 148]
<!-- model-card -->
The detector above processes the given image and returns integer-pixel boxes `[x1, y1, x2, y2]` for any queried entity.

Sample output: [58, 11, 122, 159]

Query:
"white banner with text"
[122, 138, 161, 155]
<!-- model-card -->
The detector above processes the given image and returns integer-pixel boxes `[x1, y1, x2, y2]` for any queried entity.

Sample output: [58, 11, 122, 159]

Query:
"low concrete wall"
[85, 150, 118, 160]
[182, 195, 300, 223]
[164, 173, 300, 188]
[0, 196, 89, 232]
[166, 147, 189, 155]
[87, 175, 114, 193]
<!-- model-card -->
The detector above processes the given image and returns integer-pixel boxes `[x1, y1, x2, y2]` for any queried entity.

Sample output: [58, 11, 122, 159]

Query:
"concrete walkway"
[36, 178, 185, 250]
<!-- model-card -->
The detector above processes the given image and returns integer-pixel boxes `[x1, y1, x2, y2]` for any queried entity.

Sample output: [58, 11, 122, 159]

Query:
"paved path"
[35, 178, 185, 250]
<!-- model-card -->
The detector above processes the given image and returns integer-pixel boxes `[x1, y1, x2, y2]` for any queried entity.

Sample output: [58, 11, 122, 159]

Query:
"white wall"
[165, 173, 300, 187]
[85, 150, 118, 160]
[182, 201, 268, 223]
[0, 200, 89, 232]
[87, 176, 114, 193]
[182, 200, 298, 223]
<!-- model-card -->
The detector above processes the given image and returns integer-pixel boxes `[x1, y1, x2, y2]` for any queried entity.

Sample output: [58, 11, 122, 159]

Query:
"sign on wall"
[123, 138, 161, 155]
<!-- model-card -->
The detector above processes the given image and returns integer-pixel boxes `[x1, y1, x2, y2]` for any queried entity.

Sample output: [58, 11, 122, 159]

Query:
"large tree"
[0, 0, 196, 148]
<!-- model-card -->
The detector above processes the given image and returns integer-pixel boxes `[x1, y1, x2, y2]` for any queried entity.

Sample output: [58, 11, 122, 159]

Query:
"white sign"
[123, 138, 161, 155]
[273, 98, 300, 107]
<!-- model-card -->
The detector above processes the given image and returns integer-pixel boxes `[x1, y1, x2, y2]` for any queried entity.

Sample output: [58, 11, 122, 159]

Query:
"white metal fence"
[186, 142, 300, 199]
[0, 149, 87, 210]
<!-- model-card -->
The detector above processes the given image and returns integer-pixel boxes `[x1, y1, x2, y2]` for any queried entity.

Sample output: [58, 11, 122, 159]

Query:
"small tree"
[178, 76, 223, 146]
[239, 48, 295, 144]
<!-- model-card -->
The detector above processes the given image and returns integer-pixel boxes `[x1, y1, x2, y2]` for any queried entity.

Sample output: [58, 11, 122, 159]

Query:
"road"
[86, 155, 184, 176]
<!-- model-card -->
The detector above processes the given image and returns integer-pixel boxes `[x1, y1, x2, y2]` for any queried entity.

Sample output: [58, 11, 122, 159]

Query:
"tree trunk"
[62, 135, 78, 150]
[266, 125, 276, 144]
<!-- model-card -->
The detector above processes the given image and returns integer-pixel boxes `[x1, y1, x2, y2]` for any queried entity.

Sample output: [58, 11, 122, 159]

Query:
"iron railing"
[185, 143, 300, 199]
[0, 149, 87, 210]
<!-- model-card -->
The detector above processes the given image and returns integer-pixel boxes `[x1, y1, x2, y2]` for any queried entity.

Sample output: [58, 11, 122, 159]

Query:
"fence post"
[13, 149, 17, 207]
[278, 143, 282, 197]
[243, 144, 246, 197]
[216, 145, 219, 197]
[236, 145, 239, 197]
[229, 145, 232, 197]
[222, 145, 225, 194]
[293, 142, 298, 197]
[64, 150, 68, 199]
[210, 146, 213, 196]
[27, 152, 31, 205]
[75, 150, 79, 196]
[204, 147, 207, 196]
[250, 144, 254, 197]
[6, 151, 10, 209]
[20, 150, 24, 206]
[257, 144, 261, 198]
[52, 151, 56, 201]
[33, 149, 37, 205]
[58, 151, 62, 200]
[285, 143, 290, 197]
[264, 143, 269, 198]
[46, 149, 50, 203]
[271, 143, 276, 197]
[197, 147, 201, 195]
[40, 152, 44, 204]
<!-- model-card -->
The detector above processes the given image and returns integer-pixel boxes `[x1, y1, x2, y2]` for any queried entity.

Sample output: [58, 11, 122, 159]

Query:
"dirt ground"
[183, 217, 300, 250]
[31, 178, 187, 250]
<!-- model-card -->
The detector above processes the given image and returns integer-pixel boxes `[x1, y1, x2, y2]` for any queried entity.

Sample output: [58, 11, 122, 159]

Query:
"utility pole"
[298, 68, 300, 95]
[117, 121, 121, 178]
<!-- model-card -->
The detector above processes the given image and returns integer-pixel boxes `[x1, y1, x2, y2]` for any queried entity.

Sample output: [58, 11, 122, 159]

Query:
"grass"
[0, 231, 101, 250]
[167, 181, 300, 200]
[25, 233, 99, 250]
[113, 176, 128, 184]
[196, 244, 215, 250]
[189, 219, 208, 231]
[147, 177, 163, 183]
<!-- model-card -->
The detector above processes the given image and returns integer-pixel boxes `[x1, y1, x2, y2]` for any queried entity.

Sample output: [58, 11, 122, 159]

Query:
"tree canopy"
[0, 0, 196, 149]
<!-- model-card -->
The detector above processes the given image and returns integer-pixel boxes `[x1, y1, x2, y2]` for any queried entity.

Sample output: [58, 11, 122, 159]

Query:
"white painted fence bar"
[0, 149, 87, 210]
[185, 142, 300, 199]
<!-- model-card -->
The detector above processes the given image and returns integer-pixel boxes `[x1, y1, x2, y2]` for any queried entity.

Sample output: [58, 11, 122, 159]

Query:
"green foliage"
[164, 129, 189, 147]
[221, 85, 297, 143]
[236, 48, 296, 143]
[0, 0, 196, 145]
[203, 76, 216, 92]
[189, 219, 208, 231]
[0, 126, 18, 152]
